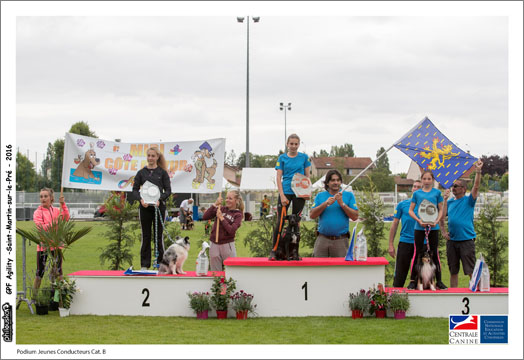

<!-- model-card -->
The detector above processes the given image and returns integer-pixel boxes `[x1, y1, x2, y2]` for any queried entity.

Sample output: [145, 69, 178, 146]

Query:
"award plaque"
[291, 173, 312, 199]
[418, 199, 438, 223]
[140, 181, 161, 205]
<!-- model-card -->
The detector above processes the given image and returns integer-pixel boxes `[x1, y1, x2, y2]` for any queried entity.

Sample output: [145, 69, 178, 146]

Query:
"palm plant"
[16, 216, 92, 281]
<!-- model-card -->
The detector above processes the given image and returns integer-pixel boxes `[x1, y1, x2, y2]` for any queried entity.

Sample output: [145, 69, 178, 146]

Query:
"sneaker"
[140, 267, 148, 271]
[407, 282, 416, 290]
[436, 281, 448, 290]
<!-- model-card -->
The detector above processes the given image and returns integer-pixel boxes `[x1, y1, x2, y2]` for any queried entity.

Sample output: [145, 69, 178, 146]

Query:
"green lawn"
[15, 219, 508, 345]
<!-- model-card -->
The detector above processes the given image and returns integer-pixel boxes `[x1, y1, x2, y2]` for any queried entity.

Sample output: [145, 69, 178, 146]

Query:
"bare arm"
[471, 160, 483, 200]
[310, 195, 335, 219]
[388, 218, 400, 258]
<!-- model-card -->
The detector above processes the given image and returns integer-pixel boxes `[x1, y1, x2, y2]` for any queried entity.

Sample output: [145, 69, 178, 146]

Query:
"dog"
[73, 144, 101, 180]
[273, 214, 301, 261]
[185, 216, 194, 231]
[158, 236, 190, 275]
[416, 251, 437, 291]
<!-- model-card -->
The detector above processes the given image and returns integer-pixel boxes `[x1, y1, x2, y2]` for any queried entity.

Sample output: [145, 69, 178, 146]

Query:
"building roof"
[394, 176, 415, 185]
[311, 157, 374, 169]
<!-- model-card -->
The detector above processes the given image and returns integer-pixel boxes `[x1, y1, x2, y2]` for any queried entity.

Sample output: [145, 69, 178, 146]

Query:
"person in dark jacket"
[132, 146, 172, 270]
[202, 190, 244, 271]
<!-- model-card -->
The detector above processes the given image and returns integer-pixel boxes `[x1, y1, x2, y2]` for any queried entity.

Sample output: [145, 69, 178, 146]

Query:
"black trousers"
[409, 229, 442, 283]
[271, 194, 305, 247]
[393, 242, 415, 288]
[139, 205, 166, 268]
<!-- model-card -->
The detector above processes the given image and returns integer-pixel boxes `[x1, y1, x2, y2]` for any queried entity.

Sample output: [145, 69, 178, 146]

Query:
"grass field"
[14, 219, 508, 345]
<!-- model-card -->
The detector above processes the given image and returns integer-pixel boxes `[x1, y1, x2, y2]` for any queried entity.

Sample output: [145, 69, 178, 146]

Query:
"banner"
[61, 133, 224, 193]
[394, 117, 478, 189]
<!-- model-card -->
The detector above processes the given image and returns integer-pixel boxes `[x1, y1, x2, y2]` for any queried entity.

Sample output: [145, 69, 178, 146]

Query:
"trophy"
[140, 181, 161, 205]
[418, 199, 438, 224]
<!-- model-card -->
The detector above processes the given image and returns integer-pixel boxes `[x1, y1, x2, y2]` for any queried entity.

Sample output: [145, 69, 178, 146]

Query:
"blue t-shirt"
[447, 194, 477, 241]
[275, 152, 311, 195]
[411, 188, 443, 231]
[313, 191, 358, 236]
[393, 199, 416, 244]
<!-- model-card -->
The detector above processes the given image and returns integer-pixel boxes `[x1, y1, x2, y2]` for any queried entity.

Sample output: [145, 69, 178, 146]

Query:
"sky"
[2, 2, 523, 359]
[10, 5, 513, 176]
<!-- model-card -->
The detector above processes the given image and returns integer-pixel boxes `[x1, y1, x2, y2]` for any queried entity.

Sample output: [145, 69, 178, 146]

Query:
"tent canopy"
[239, 168, 277, 191]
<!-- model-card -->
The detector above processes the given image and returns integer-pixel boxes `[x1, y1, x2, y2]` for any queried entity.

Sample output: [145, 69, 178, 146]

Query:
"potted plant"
[230, 290, 257, 320]
[389, 290, 410, 319]
[367, 284, 388, 318]
[187, 291, 212, 319]
[17, 217, 92, 284]
[210, 275, 236, 319]
[34, 287, 52, 315]
[53, 277, 78, 317]
[348, 289, 370, 319]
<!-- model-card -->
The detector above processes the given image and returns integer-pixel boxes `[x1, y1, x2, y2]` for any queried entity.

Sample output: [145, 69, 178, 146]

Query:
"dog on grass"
[416, 251, 437, 291]
[158, 236, 190, 275]
[185, 216, 194, 231]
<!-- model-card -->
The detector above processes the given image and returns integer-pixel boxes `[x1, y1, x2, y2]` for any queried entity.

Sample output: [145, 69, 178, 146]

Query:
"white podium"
[223, 257, 389, 317]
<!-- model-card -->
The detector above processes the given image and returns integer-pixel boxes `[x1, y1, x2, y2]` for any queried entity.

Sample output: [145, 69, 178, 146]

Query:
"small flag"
[345, 225, 357, 261]
[394, 117, 478, 189]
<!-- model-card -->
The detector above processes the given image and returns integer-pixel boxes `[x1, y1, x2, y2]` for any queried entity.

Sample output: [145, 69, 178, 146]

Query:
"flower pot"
[394, 310, 406, 319]
[351, 309, 363, 319]
[35, 304, 49, 315]
[49, 301, 59, 311]
[375, 309, 387, 318]
[216, 310, 228, 319]
[236, 310, 248, 320]
[58, 307, 70, 317]
[196, 310, 209, 319]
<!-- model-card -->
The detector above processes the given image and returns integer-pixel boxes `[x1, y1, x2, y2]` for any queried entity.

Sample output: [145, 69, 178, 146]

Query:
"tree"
[475, 198, 508, 286]
[225, 149, 237, 167]
[98, 192, 139, 270]
[375, 147, 391, 175]
[500, 173, 508, 192]
[236, 153, 279, 168]
[329, 143, 355, 157]
[480, 155, 508, 176]
[69, 121, 97, 137]
[16, 152, 38, 191]
[312, 149, 329, 157]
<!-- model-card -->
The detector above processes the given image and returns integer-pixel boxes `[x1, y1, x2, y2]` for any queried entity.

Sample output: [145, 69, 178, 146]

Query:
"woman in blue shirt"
[268, 134, 311, 260]
[407, 170, 448, 290]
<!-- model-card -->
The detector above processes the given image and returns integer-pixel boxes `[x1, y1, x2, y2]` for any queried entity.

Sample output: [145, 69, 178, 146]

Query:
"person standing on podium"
[310, 169, 359, 257]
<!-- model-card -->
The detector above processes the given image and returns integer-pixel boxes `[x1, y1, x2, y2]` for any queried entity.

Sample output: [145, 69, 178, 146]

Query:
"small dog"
[274, 214, 301, 261]
[185, 216, 194, 231]
[416, 251, 437, 291]
[73, 144, 100, 180]
[158, 236, 190, 275]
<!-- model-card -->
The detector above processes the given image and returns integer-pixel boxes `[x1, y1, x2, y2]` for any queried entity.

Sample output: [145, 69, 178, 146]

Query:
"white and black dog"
[416, 251, 437, 291]
[158, 236, 190, 275]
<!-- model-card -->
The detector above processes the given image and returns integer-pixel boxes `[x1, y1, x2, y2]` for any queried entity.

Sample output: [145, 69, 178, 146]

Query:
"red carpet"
[224, 257, 389, 267]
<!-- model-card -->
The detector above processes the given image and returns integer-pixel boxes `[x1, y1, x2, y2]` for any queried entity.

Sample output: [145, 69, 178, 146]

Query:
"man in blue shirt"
[310, 169, 359, 257]
[440, 160, 483, 288]
[388, 180, 422, 287]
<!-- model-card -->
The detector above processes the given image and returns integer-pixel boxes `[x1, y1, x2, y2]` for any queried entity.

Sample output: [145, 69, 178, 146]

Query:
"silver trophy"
[140, 181, 161, 205]
[418, 199, 438, 224]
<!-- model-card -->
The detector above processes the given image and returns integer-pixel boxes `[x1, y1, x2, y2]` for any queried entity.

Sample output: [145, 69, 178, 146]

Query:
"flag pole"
[342, 144, 395, 192]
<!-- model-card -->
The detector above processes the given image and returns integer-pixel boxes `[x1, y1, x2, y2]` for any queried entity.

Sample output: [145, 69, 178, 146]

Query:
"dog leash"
[152, 205, 176, 269]
[272, 206, 287, 252]
[424, 225, 431, 252]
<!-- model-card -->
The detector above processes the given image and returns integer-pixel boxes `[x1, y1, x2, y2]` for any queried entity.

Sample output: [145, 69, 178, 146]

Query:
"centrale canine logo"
[449, 315, 478, 330]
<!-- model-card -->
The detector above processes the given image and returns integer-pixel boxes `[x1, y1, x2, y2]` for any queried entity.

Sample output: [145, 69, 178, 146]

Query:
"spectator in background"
[179, 198, 194, 230]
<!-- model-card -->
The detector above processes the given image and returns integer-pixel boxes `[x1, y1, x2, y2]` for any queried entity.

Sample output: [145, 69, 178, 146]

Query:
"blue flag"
[345, 225, 357, 261]
[394, 117, 478, 189]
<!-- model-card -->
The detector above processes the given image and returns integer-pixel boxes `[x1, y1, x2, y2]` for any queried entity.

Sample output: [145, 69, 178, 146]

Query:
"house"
[394, 176, 416, 192]
[310, 157, 374, 178]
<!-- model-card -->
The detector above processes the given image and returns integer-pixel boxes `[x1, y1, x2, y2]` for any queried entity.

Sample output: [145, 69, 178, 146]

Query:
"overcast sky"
[10, 5, 515, 176]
